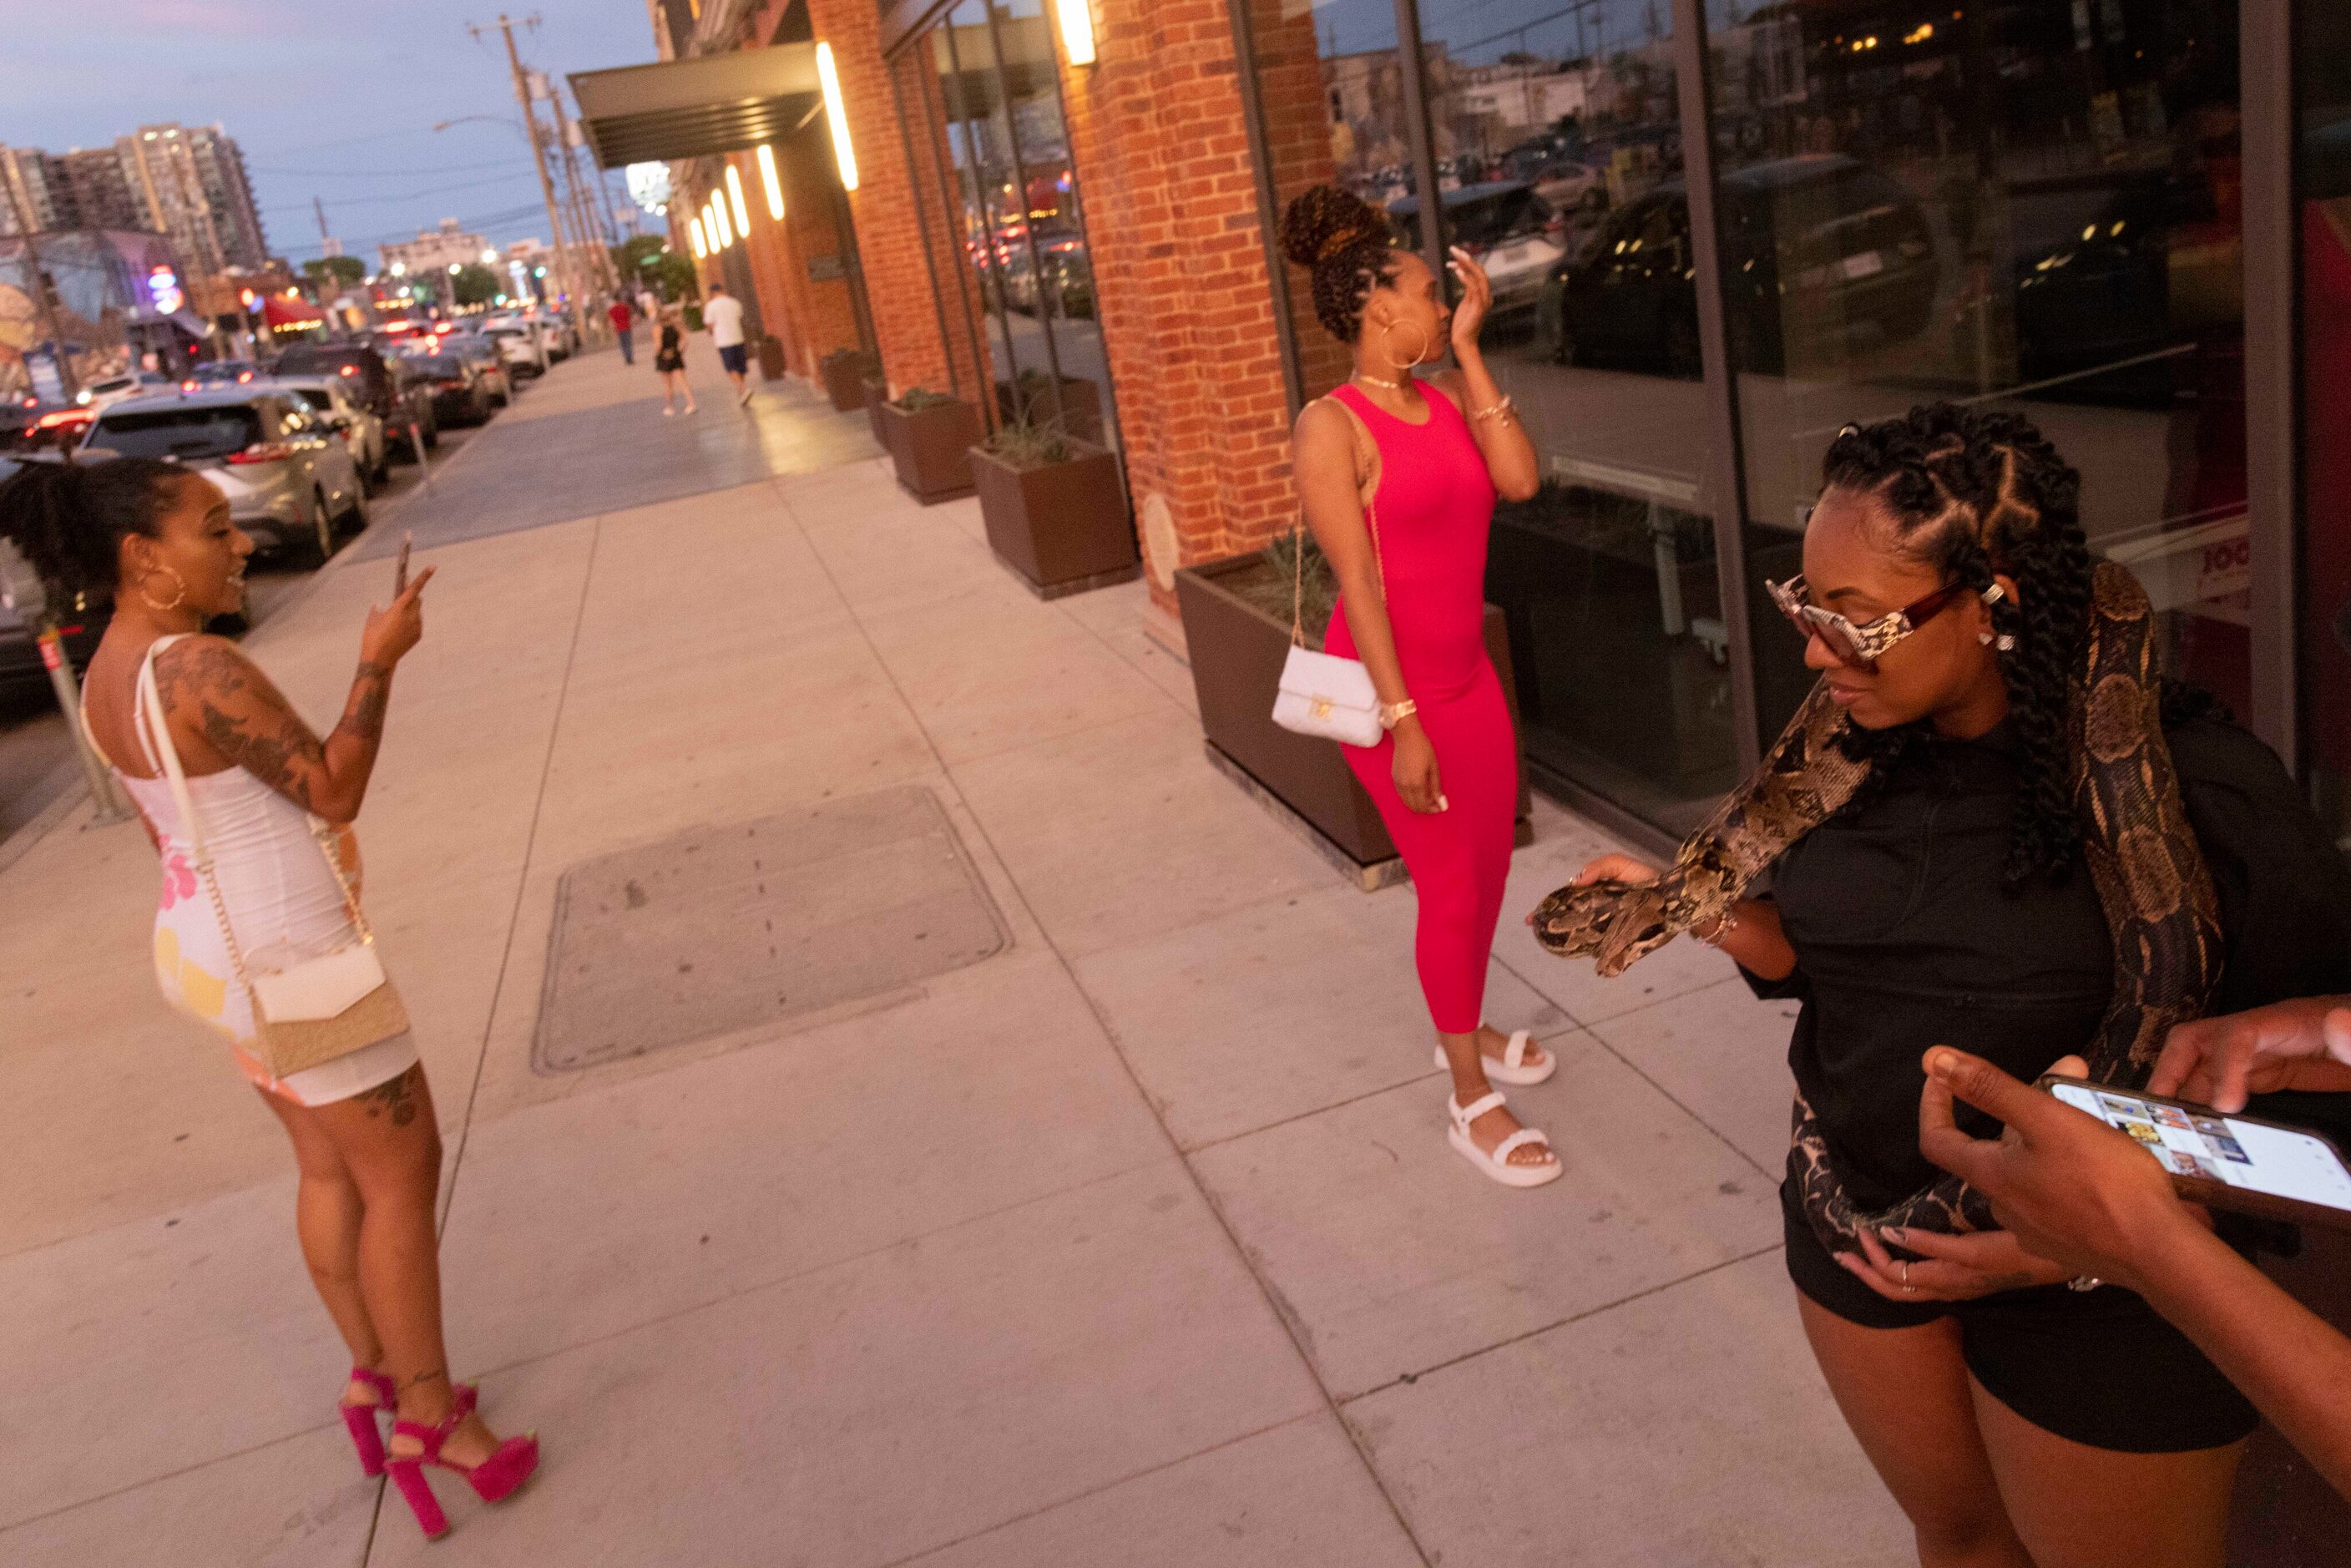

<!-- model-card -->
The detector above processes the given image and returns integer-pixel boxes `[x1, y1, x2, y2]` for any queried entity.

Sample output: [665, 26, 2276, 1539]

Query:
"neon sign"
[147, 265, 184, 316]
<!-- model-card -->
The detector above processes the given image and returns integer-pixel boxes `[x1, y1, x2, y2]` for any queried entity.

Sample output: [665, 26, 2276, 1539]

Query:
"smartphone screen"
[2050, 1082, 2351, 1214]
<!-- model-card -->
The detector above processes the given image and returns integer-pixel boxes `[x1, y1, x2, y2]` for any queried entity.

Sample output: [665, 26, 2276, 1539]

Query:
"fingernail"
[1924, 1049, 1954, 1080]
[1883, 1227, 1907, 1243]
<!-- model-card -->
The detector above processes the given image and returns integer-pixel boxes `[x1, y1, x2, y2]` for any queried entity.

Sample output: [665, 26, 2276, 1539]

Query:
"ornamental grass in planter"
[968, 420, 1138, 599]
[993, 367, 1105, 444]
[1176, 536, 1531, 879]
[822, 347, 877, 412]
[878, 387, 979, 503]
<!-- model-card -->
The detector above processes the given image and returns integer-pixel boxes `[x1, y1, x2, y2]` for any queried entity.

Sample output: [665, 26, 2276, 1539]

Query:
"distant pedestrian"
[704, 282, 751, 407]
[635, 286, 658, 326]
[655, 304, 695, 416]
[0, 459, 540, 1542]
[608, 295, 635, 366]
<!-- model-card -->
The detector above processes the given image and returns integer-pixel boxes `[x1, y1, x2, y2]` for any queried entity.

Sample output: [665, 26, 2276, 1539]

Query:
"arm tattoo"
[332, 662, 393, 745]
[158, 640, 327, 811]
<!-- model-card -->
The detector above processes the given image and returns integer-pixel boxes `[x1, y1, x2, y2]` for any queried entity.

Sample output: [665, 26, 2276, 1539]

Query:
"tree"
[303, 255, 364, 288]
[451, 264, 502, 307]
[610, 234, 666, 276]
[619, 240, 697, 303]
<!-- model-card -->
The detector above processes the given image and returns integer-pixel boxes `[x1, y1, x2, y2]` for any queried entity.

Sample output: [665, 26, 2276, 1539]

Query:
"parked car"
[75, 372, 173, 412]
[184, 359, 264, 389]
[433, 331, 513, 405]
[1388, 181, 1565, 317]
[0, 453, 111, 705]
[270, 341, 436, 455]
[2006, 169, 2230, 403]
[1539, 154, 1939, 377]
[405, 353, 495, 426]
[266, 375, 389, 489]
[79, 387, 366, 564]
[480, 317, 549, 377]
[3, 397, 95, 454]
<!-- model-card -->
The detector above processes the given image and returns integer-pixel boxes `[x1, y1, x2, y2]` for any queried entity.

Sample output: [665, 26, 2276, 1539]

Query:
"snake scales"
[1529, 561, 2225, 1252]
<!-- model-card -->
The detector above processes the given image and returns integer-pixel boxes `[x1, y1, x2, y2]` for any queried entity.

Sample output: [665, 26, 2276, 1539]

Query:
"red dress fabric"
[1324, 380, 1518, 1033]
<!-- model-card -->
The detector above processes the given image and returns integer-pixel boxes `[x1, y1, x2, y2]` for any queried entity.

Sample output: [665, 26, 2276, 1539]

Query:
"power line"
[248, 158, 536, 178]
[260, 169, 540, 215]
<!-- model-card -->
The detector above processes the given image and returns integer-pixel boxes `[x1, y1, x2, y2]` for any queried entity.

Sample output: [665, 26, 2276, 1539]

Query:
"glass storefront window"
[2299, 2, 2351, 858]
[1706, 0, 2250, 739]
[926, 1, 1120, 448]
[1413, 2, 1738, 831]
[1236, 0, 1405, 402]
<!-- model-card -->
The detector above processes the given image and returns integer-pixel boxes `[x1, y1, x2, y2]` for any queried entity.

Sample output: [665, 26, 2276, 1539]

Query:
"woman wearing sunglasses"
[1564, 405, 2351, 1566]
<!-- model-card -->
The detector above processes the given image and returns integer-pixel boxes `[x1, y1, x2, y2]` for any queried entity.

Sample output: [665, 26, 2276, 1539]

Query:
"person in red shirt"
[608, 296, 635, 367]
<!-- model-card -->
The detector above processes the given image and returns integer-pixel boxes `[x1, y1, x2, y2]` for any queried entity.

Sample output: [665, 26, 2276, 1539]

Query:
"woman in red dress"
[1282, 185, 1550, 1186]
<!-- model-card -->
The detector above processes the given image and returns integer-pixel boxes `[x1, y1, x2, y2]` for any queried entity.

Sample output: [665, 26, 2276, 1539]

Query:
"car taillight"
[437, 378, 466, 390]
[180, 380, 199, 392]
[339, 365, 358, 377]
[226, 442, 294, 464]
[35, 409, 90, 428]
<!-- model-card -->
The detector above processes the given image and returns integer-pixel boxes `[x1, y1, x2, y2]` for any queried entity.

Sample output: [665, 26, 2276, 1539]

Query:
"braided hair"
[1818, 404, 2091, 891]
[1279, 185, 1402, 343]
[0, 457, 190, 600]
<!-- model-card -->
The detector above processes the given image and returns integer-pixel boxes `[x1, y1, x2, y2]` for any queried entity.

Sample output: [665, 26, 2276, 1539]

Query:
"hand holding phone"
[2039, 1075, 2351, 1231]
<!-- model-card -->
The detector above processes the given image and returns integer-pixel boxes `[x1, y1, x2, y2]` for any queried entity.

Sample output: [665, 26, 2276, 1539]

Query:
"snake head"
[1530, 878, 1676, 973]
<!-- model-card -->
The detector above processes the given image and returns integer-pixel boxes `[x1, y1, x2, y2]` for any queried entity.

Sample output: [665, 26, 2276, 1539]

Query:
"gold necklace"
[1352, 370, 1406, 391]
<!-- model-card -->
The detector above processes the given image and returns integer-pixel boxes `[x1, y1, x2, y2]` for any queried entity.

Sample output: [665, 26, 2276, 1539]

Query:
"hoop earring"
[139, 564, 188, 613]
[1382, 318, 1431, 372]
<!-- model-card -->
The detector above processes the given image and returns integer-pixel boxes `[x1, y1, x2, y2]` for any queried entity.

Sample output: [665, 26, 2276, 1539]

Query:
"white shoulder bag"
[139, 639, 409, 1079]
[1272, 396, 1388, 749]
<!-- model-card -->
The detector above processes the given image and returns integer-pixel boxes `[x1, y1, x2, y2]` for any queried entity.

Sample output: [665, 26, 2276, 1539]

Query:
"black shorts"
[1782, 1178, 2256, 1453]
[717, 342, 749, 375]
[655, 352, 684, 373]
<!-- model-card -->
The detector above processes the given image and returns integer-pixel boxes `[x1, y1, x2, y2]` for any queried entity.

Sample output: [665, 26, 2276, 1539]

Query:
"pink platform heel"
[339, 1366, 399, 1477]
[383, 1383, 539, 1540]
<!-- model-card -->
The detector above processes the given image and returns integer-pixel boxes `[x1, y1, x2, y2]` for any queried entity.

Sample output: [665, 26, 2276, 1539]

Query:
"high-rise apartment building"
[6, 124, 269, 273]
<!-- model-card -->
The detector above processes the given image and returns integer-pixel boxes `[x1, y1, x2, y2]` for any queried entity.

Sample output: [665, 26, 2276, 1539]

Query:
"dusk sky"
[7, 0, 664, 268]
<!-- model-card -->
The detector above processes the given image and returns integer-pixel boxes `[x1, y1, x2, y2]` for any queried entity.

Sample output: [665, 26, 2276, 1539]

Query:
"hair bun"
[1279, 185, 1387, 270]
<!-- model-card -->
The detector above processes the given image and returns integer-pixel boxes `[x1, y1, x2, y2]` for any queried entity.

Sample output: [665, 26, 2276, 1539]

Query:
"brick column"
[1055, 0, 1301, 607]
[806, 0, 953, 395]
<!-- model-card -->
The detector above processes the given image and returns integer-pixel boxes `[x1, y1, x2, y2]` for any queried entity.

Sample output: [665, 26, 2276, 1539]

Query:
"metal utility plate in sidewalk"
[534, 785, 1009, 1072]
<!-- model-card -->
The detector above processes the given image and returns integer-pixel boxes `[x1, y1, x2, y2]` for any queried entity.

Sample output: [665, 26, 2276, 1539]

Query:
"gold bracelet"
[1378, 699, 1418, 730]
[1470, 394, 1515, 423]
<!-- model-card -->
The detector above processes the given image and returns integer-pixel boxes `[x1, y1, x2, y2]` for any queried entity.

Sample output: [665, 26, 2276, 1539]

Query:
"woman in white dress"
[0, 458, 536, 1539]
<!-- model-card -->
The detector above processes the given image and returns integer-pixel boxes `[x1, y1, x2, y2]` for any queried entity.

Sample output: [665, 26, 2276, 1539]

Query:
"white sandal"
[1447, 1090, 1562, 1188]
[1434, 1029, 1555, 1087]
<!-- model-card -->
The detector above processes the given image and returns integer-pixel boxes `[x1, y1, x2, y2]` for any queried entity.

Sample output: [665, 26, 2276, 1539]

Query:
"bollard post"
[409, 421, 431, 484]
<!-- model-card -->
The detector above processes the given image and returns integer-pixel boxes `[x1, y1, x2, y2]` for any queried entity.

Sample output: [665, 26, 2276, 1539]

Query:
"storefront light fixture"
[757, 144, 785, 220]
[711, 192, 733, 247]
[690, 215, 708, 257]
[815, 43, 858, 191]
[726, 165, 751, 234]
[1054, 0, 1096, 66]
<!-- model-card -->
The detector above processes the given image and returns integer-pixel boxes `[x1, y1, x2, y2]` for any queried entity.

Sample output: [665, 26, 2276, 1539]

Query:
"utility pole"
[2, 171, 76, 402]
[471, 13, 579, 313]
[548, 82, 615, 295]
[313, 195, 331, 252]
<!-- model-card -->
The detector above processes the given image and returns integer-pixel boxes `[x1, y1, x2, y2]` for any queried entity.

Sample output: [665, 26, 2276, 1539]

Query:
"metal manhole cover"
[533, 785, 1009, 1071]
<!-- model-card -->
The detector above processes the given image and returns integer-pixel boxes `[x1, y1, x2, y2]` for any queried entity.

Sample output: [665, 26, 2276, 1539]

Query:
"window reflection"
[1707, 0, 2249, 736]
[1414, 0, 1737, 831]
[2300, 2, 2351, 858]
[927, 0, 1120, 449]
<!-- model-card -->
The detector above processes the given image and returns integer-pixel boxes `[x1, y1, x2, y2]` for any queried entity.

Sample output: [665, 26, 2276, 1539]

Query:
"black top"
[1746, 716, 2351, 1213]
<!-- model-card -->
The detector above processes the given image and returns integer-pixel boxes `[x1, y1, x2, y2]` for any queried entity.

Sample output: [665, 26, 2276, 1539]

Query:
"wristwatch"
[1378, 699, 1418, 731]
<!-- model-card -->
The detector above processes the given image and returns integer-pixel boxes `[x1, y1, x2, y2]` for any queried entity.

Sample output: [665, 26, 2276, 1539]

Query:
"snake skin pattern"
[1531, 562, 2224, 1252]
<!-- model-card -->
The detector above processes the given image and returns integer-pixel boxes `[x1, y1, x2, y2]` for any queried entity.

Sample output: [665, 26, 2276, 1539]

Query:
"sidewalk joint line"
[1335, 1242, 1787, 1407]
[774, 483, 1438, 1567]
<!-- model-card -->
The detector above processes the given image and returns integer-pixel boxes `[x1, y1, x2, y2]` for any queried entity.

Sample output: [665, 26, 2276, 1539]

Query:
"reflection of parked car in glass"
[1540, 154, 1938, 377]
[1388, 182, 1565, 317]
[82, 388, 366, 565]
[2008, 170, 2232, 402]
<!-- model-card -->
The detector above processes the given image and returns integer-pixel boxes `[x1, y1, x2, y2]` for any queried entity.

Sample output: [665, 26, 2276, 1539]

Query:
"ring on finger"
[1899, 1261, 1915, 1292]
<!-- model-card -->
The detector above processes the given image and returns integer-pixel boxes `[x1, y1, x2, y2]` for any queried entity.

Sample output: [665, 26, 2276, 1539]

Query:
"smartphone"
[2040, 1075, 2351, 1232]
[393, 532, 412, 594]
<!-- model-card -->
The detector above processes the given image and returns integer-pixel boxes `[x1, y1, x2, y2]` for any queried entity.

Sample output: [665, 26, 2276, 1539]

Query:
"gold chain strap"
[1291, 394, 1385, 649]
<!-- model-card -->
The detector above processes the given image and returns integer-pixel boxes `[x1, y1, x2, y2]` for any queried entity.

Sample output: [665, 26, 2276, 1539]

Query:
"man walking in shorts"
[705, 284, 751, 406]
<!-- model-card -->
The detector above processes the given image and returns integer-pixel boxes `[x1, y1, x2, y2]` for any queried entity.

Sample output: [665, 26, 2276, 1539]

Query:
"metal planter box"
[878, 397, 979, 504]
[968, 441, 1139, 598]
[822, 349, 876, 411]
[1176, 550, 1532, 878]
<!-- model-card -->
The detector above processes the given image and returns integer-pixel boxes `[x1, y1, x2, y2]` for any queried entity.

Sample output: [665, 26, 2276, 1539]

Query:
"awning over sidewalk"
[261, 296, 324, 328]
[569, 44, 822, 169]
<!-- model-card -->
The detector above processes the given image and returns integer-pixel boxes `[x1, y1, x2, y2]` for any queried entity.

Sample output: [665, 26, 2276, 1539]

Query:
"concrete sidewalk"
[0, 344, 1907, 1565]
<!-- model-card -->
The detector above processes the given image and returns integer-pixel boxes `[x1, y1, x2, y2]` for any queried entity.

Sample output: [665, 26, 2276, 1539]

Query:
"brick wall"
[1057, 0, 1302, 605]
[807, 0, 951, 395]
